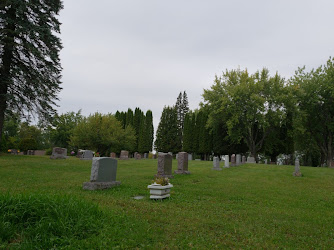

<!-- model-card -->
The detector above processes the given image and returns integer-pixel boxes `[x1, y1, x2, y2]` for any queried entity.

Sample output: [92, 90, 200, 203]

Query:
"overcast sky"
[57, 0, 334, 132]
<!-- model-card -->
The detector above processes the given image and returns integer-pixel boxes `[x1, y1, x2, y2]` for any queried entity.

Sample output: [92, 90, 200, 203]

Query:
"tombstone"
[231, 154, 236, 166]
[242, 156, 246, 164]
[212, 156, 222, 170]
[188, 154, 193, 161]
[9, 149, 18, 155]
[236, 154, 241, 166]
[134, 152, 138, 159]
[246, 156, 256, 163]
[168, 152, 173, 156]
[83, 157, 121, 190]
[144, 153, 148, 159]
[119, 150, 129, 160]
[136, 153, 142, 160]
[110, 152, 116, 159]
[50, 147, 67, 159]
[156, 153, 173, 178]
[176, 153, 179, 160]
[224, 155, 230, 168]
[264, 159, 268, 165]
[34, 150, 46, 156]
[175, 152, 190, 174]
[80, 150, 94, 160]
[293, 159, 302, 177]
[27, 150, 35, 155]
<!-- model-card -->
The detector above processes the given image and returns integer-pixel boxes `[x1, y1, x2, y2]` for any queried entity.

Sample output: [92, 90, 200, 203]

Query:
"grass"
[0, 155, 334, 248]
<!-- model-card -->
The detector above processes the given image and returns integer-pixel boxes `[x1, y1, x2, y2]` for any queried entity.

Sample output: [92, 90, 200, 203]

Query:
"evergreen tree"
[182, 112, 193, 152]
[145, 110, 154, 152]
[0, 0, 63, 147]
[181, 91, 190, 130]
[126, 108, 134, 128]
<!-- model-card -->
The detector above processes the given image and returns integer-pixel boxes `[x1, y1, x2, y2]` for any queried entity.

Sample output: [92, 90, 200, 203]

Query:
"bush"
[0, 193, 105, 249]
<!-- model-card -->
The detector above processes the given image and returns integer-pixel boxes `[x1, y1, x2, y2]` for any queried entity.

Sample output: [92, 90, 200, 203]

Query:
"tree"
[138, 110, 154, 153]
[155, 106, 181, 153]
[70, 113, 136, 156]
[0, 0, 63, 149]
[291, 57, 334, 167]
[203, 68, 288, 161]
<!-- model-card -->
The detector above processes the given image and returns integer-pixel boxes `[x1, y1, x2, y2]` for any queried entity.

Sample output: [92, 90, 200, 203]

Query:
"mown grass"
[0, 155, 333, 249]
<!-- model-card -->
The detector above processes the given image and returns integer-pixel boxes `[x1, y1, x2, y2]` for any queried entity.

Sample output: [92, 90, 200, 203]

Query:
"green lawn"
[0, 155, 334, 249]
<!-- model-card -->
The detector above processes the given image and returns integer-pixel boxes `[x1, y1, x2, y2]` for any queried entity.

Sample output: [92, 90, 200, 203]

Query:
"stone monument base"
[212, 167, 222, 171]
[174, 170, 191, 174]
[293, 172, 302, 177]
[83, 181, 121, 190]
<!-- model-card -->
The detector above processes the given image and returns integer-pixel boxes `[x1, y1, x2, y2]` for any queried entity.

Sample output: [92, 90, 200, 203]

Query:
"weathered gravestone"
[176, 153, 179, 160]
[9, 149, 18, 155]
[136, 153, 142, 160]
[212, 156, 222, 170]
[50, 147, 67, 159]
[144, 153, 148, 159]
[134, 152, 138, 159]
[293, 159, 302, 177]
[27, 150, 34, 155]
[175, 152, 190, 174]
[246, 156, 256, 163]
[83, 157, 121, 190]
[224, 155, 229, 168]
[242, 156, 246, 164]
[231, 154, 236, 166]
[264, 159, 268, 165]
[34, 150, 46, 156]
[80, 150, 94, 160]
[110, 152, 116, 159]
[188, 154, 193, 161]
[156, 153, 173, 178]
[236, 154, 241, 166]
[119, 150, 129, 160]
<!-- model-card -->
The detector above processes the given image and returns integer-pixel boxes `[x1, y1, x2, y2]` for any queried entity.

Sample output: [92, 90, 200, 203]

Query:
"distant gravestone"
[293, 159, 302, 177]
[9, 149, 18, 155]
[110, 152, 116, 159]
[224, 155, 229, 168]
[27, 150, 34, 155]
[242, 156, 246, 164]
[50, 147, 67, 159]
[231, 154, 236, 166]
[175, 152, 190, 174]
[34, 150, 46, 156]
[136, 153, 142, 160]
[83, 157, 121, 190]
[264, 159, 268, 164]
[176, 153, 179, 160]
[236, 154, 241, 166]
[188, 154, 193, 161]
[168, 152, 173, 156]
[134, 152, 138, 159]
[144, 153, 148, 159]
[156, 153, 173, 178]
[212, 156, 222, 170]
[80, 150, 94, 160]
[246, 156, 256, 163]
[120, 150, 129, 160]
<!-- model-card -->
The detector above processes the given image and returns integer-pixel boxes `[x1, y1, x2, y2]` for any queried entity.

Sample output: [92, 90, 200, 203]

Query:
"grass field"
[0, 155, 334, 249]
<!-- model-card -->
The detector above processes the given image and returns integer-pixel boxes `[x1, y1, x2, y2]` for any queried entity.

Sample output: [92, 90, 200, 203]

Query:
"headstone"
[242, 156, 246, 164]
[188, 154, 193, 161]
[176, 153, 179, 160]
[136, 153, 142, 160]
[236, 154, 241, 166]
[212, 156, 222, 170]
[224, 155, 229, 168]
[27, 150, 34, 155]
[231, 154, 236, 166]
[34, 150, 46, 156]
[168, 152, 173, 156]
[246, 156, 256, 163]
[110, 152, 116, 158]
[134, 152, 138, 159]
[50, 147, 67, 159]
[156, 153, 173, 178]
[144, 153, 148, 159]
[293, 159, 302, 177]
[264, 159, 268, 164]
[80, 150, 94, 160]
[83, 157, 121, 190]
[9, 149, 18, 155]
[119, 150, 129, 160]
[175, 152, 190, 174]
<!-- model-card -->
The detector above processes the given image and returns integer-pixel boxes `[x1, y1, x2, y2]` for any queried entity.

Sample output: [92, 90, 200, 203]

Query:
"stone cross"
[212, 156, 222, 170]
[293, 159, 302, 177]
[224, 155, 229, 168]
[50, 147, 67, 159]
[236, 154, 241, 166]
[83, 157, 121, 190]
[175, 152, 190, 174]
[156, 153, 173, 178]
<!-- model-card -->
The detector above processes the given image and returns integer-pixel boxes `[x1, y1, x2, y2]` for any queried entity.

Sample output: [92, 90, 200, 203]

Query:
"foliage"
[152, 176, 170, 186]
[70, 112, 136, 156]
[0, 0, 63, 147]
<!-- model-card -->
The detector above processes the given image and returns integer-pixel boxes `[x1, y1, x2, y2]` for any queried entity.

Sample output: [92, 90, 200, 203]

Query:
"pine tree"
[181, 91, 190, 130]
[0, 0, 63, 147]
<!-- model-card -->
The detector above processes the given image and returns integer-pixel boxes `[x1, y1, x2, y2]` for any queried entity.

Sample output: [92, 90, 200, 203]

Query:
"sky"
[57, 0, 334, 132]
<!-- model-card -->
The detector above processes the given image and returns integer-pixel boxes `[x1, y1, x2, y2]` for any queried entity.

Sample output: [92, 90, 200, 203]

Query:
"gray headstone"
[144, 153, 148, 159]
[242, 156, 246, 164]
[156, 153, 173, 178]
[50, 147, 67, 159]
[246, 156, 256, 163]
[175, 152, 190, 174]
[236, 154, 241, 166]
[110, 152, 116, 159]
[224, 155, 229, 168]
[231, 154, 236, 166]
[80, 150, 94, 160]
[9, 149, 18, 155]
[176, 153, 179, 160]
[83, 157, 121, 190]
[188, 154, 193, 161]
[119, 150, 129, 160]
[293, 159, 302, 177]
[134, 152, 138, 159]
[136, 153, 141, 160]
[264, 159, 268, 164]
[212, 156, 222, 170]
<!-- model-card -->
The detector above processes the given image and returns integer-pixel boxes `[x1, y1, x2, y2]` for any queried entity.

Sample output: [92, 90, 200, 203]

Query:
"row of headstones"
[213, 154, 256, 170]
[50, 147, 94, 160]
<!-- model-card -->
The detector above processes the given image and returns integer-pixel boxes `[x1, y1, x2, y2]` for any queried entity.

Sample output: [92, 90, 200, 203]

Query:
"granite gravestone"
[80, 150, 94, 160]
[175, 152, 190, 174]
[188, 154, 193, 161]
[246, 156, 256, 163]
[136, 153, 142, 160]
[110, 152, 116, 159]
[156, 153, 173, 178]
[231, 154, 236, 166]
[83, 157, 121, 190]
[120, 150, 129, 160]
[50, 147, 67, 159]
[236, 154, 241, 166]
[293, 159, 302, 177]
[212, 156, 222, 170]
[242, 156, 246, 164]
[224, 155, 229, 168]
